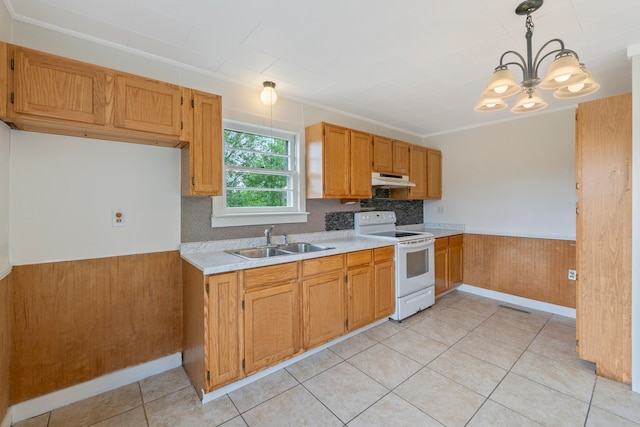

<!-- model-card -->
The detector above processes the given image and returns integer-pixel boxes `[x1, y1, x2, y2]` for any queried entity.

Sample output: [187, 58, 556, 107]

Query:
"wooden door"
[13, 46, 106, 124]
[322, 124, 351, 197]
[392, 141, 410, 175]
[448, 235, 463, 287]
[426, 149, 442, 199]
[114, 74, 182, 136]
[302, 272, 346, 348]
[189, 91, 222, 196]
[373, 135, 393, 173]
[408, 145, 427, 199]
[374, 246, 395, 319]
[576, 93, 632, 383]
[244, 282, 299, 375]
[205, 272, 241, 391]
[434, 237, 449, 295]
[347, 265, 374, 331]
[349, 130, 372, 198]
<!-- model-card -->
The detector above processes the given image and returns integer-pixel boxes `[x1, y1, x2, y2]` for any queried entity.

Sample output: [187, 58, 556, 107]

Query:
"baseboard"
[1, 411, 10, 427]
[457, 284, 576, 318]
[0, 265, 10, 281]
[10, 352, 182, 424]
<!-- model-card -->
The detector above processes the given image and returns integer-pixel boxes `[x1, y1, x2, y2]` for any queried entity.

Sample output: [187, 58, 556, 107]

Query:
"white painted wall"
[9, 132, 181, 265]
[423, 109, 577, 240]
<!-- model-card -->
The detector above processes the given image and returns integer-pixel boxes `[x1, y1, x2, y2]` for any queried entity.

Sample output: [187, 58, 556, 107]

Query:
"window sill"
[211, 211, 310, 228]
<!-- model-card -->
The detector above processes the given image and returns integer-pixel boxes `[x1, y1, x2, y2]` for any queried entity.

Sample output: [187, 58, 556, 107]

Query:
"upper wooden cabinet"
[391, 144, 427, 200]
[1, 43, 222, 197]
[306, 122, 372, 199]
[372, 136, 409, 175]
[576, 93, 632, 383]
[426, 148, 442, 199]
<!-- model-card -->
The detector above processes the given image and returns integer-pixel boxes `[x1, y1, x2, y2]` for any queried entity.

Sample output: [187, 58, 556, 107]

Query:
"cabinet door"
[13, 46, 106, 125]
[373, 135, 393, 173]
[322, 124, 351, 197]
[448, 235, 463, 287]
[244, 282, 299, 375]
[205, 272, 241, 391]
[302, 272, 346, 349]
[114, 74, 182, 136]
[347, 265, 374, 331]
[434, 238, 449, 295]
[189, 91, 222, 196]
[374, 258, 395, 319]
[408, 145, 427, 199]
[426, 149, 442, 199]
[349, 130, 372, 198]
[392, 141, 410, 175]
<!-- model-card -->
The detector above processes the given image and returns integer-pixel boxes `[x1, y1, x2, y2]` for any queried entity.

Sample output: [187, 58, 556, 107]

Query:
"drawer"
[435, 237, 449, 250]
[243, 262, 298, 289]
[302, 254, 344, 277]
[374, 246, 394, 262]
[346, 250, 372, 267]
[449, 234, 463, 247]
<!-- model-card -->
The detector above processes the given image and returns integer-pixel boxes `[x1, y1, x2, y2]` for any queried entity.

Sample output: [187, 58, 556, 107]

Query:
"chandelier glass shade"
[260, 81, 278, 106]
[475, 0, 598, 114]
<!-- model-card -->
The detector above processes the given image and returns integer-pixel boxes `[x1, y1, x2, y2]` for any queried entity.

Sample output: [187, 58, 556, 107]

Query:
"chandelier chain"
[526, 13, 534, 32]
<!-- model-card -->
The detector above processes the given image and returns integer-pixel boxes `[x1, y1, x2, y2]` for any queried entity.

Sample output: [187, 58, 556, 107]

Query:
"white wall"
[423, 109, 577, 240]
[9, 132, 180, 265]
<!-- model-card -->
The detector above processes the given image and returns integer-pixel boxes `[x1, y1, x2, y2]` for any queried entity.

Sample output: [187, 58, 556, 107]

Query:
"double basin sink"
[226, 242, 334, 260]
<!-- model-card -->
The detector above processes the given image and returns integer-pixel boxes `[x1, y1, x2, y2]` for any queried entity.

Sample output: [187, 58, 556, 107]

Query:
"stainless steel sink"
[227, 247, 291, 259]
[278, 242, 333, 253]
[226, 242, 333, 259]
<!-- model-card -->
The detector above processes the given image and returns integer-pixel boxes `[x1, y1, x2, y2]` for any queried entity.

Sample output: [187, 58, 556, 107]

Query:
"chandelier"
[475, 0, 599, 114]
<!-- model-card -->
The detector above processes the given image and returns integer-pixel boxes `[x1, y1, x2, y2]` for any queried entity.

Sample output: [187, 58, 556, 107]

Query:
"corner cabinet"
[576, 93, 632, 383]
[1, 42, 222, 197]
[434, 235, 463, 296]
[305, 122, 372, 199]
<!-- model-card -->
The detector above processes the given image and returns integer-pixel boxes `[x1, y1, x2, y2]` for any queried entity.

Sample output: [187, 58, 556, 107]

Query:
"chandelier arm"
[499, 50, 527, 74]
[532, 38, 565, 69]
[502, 61, 527, 76]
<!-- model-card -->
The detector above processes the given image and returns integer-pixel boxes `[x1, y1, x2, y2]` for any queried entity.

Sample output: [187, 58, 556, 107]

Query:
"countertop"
[180, 230, 396, 275]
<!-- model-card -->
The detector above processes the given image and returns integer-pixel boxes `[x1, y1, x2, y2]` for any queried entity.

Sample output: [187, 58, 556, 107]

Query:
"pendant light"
[260, 81, 277, 106]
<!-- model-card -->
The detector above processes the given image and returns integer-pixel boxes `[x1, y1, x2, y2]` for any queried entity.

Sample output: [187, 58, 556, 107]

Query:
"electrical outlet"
[436, 206, 445, 214]
[112, 209, 127, 227]
[568, 269, 577, 281]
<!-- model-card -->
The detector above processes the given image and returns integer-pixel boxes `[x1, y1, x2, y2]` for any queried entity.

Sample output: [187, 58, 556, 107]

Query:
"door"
[374, 257, 395, 319]
[349, 130, 372, 198]
[426, 149, 442, 199]
[347, 265, 374, 331]
[434, 238, 449, 295]
[408, 145, 427, 199]
[322, 124, 351, 197]
[448, 235, 463, 287]
[392, 140, 410, 175]
[373, 135, 393, 173]
[302, 272, 346, 348]
[190, 91, 222, 196]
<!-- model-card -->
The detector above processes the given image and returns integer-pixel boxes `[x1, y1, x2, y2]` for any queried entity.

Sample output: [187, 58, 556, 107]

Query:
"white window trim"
[211, 120, 308, 228]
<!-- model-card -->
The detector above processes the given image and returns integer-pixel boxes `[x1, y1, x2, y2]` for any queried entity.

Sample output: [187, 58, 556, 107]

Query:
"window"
[211, 121, 307, 227]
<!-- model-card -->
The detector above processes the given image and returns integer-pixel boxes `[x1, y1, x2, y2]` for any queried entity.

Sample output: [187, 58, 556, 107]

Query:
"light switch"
[112, 209, 127, 227]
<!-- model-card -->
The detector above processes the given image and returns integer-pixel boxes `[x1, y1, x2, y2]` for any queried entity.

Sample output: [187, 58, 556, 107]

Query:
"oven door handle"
[398, 237, 434, 250]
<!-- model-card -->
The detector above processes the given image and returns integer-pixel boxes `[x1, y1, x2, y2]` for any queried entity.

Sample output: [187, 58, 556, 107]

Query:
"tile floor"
[13, 290, 640, 427]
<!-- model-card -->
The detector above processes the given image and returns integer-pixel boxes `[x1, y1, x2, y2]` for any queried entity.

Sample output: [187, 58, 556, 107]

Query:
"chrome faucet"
[264, 225, 275, 246]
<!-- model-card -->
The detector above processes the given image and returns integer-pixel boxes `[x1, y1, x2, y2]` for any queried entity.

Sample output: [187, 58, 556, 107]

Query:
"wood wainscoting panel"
[0, 274, 10, 424]
[463, 234, 576, 308]
[9, 251, 182, 403]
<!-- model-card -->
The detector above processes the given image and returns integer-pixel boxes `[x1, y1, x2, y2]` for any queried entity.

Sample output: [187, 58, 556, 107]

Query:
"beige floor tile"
[428, 348, 507, 397]
[329, 332, 377, 359]
[11, 413, 50, 427]
[430, 306, 487, 330]
[362, 320, 405, 342]
[91, 406, 147, 427]
[528, 333, 596, 372]
[448, 296, 500, 318]
[139, 367, 192, 403]
[49, 383, 142, 427]
[395, 368, 485, 427]
[488, 307, 548, 333]
[397, 305, 438, 328]
[467, 400, 542, 427]
[303, 362, 388, 423]
[145, 388, 238, 426]
[220, 416, 249, 427]
[242, 385, 342, 427]
[382, 328, 448, 365]
[474, 318, 537, 349]
[538, 320, 576, 344]
[347, 343, 422, 389]
[453, 330, 523, 370]
[548, 313, 576, 328]
[434, 291, 468, 307]
[285, 348, 343, 382]
[409, 316, 469, 346]
[228, 369, 298, 413]
[347, 392, 441, 427]
[512, 351, 596, 402]
[491, 373, 589, 426]
[591, 376, 640, 423]
[586, 406, 640, 427]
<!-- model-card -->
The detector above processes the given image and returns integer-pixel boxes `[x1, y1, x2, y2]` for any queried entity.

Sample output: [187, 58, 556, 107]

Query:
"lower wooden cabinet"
[182, 246, 396, 398]
[435, 235, 463, 296]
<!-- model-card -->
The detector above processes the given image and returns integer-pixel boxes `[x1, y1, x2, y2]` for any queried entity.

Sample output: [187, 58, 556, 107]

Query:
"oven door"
[396, 237, 435, 297]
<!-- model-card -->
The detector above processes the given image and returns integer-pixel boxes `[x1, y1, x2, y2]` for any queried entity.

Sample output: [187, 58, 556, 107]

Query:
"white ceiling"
[5, 0, 640, 136]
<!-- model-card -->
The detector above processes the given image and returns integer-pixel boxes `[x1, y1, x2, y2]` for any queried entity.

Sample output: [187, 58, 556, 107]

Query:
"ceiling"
[4, 0, 640, 136]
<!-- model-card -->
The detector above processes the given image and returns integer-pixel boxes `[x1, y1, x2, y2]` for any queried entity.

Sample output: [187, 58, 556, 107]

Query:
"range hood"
[371, 172, 416, 188]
